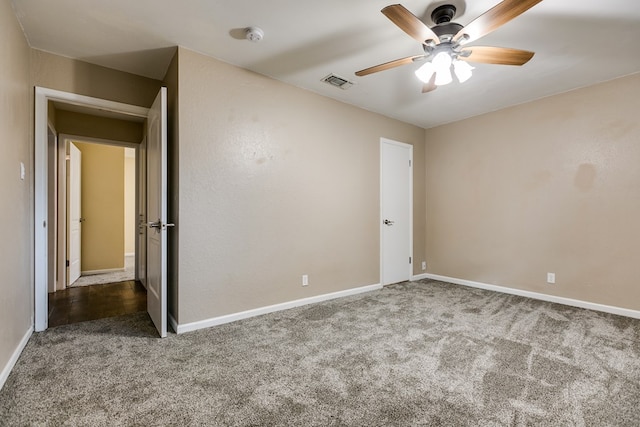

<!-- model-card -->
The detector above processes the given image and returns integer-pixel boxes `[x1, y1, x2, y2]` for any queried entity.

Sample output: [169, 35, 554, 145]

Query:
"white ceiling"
[12, 0, 640, 128]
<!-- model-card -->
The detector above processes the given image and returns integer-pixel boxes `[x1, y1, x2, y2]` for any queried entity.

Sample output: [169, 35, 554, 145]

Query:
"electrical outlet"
[302, 274, 308, 286]
[421, 261, 427, 271]
[547, 272, 555, 284]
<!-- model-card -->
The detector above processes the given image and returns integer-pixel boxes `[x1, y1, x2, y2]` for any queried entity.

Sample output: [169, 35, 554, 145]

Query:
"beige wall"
[31, 49, 162, 108]
[75, 142, 125, 272]
[56, 110, 143, 143]
[175, 47, 425, 324]
[0, 0, 32, 385]
[424, 72, 640, 311]
[124, 149, 136, 255]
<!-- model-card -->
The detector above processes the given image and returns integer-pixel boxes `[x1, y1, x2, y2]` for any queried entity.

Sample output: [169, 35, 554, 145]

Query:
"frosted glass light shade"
[415, 62, 435, 83]
[432, 52, 453, 86]
[432, 52, 452, 74]
[453, 60, 474, 83]
[434, 68, 452, 86]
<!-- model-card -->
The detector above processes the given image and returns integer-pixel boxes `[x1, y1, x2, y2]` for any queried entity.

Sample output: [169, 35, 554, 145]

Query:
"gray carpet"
[70, 255, 135, 287]
[1, 279, 639, 426]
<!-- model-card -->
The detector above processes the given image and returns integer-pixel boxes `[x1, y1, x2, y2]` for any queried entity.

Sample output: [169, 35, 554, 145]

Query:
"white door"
[380, 139, 412, 285]
[68, 142, 82, 285]
[146, 88, 168, 338]
[137, 137, 147, 288]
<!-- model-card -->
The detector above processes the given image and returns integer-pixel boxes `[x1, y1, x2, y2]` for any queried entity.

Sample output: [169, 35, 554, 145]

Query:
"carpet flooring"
[1, 279, 639, 426]
[70, 256, 135, 287]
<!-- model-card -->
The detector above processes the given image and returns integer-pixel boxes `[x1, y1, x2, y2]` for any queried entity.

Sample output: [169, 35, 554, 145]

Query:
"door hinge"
[409, 257, 412, 264]
[409, 160, 412, 167]
[66, 260, 69, 267]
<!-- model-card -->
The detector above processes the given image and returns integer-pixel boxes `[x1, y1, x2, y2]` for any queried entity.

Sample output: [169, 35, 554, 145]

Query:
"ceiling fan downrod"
[430, 5, 464, 43]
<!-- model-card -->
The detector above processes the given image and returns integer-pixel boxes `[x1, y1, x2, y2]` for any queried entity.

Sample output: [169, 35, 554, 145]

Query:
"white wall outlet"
[547, 272, 555, 284]
[421, 261, 427, 271]
[302, 274, 308, 286]
[20, 162, 25, 180]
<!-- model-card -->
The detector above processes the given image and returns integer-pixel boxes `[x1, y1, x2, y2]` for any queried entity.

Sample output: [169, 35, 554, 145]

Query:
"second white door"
[380, 138, 412, 285]
[68, 142, 82, 285]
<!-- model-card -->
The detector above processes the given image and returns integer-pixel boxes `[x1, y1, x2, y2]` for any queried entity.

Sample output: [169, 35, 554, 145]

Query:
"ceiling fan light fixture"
[415, 62, 435, 83]
[453, 60, 474, 83]
[357, 1, 544, 92]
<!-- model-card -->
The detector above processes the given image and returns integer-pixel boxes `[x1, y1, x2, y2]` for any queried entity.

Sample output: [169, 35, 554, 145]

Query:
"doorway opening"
[48, 136, 144, 327]
[35, 86, 169, 337]
[64, 141, 137, 288]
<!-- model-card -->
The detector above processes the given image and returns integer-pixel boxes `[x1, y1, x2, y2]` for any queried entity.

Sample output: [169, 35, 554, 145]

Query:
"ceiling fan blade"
[453, 0, 544, 44]
[422, 74, 437, 93]
[382, 4, 440, 45]
[356, 55, 424, 77]
[459, 46, 534, 65]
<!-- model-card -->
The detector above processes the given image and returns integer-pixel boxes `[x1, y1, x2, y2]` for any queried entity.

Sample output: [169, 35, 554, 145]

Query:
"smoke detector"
[245, 27, 264, 42]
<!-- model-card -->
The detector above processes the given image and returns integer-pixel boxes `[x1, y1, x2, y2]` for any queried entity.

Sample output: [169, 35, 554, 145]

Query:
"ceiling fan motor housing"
[432, 22, 463, 41]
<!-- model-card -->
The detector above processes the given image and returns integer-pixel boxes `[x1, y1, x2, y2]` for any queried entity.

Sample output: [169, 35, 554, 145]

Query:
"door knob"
[147, 220, 175, 231]
[383, 219, 394, 226]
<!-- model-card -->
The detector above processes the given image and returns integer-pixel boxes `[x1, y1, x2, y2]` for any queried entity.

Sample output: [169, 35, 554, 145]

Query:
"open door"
[146, 87, 169, 338]
[68, 142, 82, 286]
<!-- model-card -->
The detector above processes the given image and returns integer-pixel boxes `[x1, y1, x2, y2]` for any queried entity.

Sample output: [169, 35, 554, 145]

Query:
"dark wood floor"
[48, 280, 147, 327]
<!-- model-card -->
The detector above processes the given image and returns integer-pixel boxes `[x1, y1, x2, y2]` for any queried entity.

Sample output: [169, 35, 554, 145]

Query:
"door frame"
[379, 137, 413, 285]
[57, 134, 141, 289]
[34, 87, 149, 332]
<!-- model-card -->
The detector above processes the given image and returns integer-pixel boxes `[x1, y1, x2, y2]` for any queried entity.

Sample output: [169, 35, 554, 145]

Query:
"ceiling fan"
[356, 0, 544, 92]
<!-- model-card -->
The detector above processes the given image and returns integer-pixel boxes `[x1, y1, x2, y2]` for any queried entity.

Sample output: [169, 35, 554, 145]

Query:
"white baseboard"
[81, 267, 125, 276]
[0, 326, 33, 391]
[175, 283, 382, 334]
[418, 273, 640, 320]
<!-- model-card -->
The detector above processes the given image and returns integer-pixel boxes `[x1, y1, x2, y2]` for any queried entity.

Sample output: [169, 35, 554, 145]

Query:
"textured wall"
[74, 142, 125, 272]
[31, 49, 161, 108]
[176, 47, 425, 324]
[424, 72, 640, 310]
[0, 0, 32, 385]
[55, 110, 143, 143]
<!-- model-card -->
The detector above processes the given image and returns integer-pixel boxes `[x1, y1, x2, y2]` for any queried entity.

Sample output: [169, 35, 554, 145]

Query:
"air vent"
[321, 74, 354, 90]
